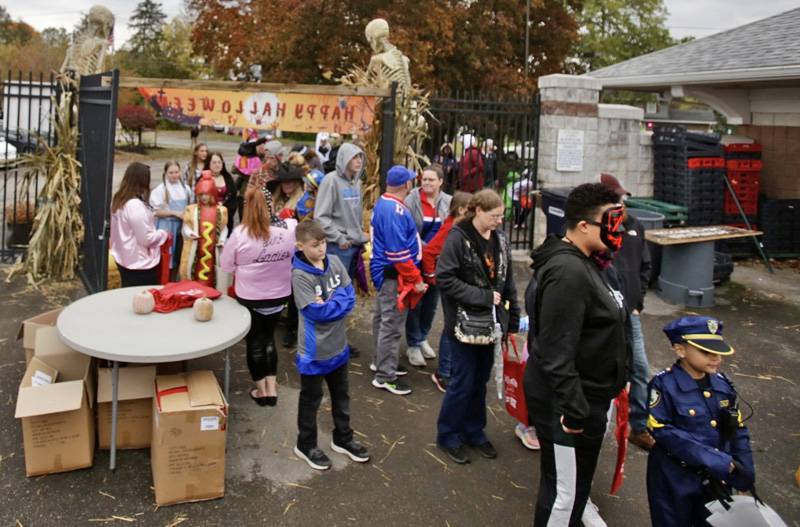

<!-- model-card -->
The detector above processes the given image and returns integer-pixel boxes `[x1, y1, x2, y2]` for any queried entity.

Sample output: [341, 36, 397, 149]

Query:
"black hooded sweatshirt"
[524, 235, 628, 430]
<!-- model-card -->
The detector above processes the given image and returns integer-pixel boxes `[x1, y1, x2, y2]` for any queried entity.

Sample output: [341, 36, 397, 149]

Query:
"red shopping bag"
[503, 337, 529, 426]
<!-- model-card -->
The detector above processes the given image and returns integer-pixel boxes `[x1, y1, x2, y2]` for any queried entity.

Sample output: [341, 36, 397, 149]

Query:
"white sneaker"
[581, 498, 608, 527]
[515, 423, 540, 450]
[406, 346, 426, 367]
[419, 340, 436, 359]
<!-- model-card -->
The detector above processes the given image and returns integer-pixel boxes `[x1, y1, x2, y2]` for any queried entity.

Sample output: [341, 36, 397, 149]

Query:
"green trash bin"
[626, 197, 687, 227]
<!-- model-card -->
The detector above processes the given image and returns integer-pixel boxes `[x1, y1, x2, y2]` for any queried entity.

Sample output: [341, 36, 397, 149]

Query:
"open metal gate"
[77, 69, 119, 294]
[419, 93, 540, 249]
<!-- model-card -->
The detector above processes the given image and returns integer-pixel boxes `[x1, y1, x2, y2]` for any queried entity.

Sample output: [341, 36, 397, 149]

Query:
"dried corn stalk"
[338, 66, 431, 209]
[10, 75, 84, 284]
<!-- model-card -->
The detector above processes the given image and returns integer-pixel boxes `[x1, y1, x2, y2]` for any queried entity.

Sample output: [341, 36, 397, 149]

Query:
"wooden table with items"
[645, 225, 762, 308]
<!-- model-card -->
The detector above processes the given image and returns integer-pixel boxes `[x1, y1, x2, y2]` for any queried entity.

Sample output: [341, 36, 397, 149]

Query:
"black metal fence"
[412, 92, 540, 249]
[1, 71, 57, 262]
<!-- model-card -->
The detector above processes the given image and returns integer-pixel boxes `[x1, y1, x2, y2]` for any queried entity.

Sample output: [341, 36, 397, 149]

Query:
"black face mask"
[584, 205, 625, 252]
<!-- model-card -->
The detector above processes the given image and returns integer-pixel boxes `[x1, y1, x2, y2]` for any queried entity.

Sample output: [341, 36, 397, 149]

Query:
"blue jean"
[405, 284, 439, 346]
[436, 338, 494, 448]
[437, 331, 455, 379]
[629, 313, 650, 432]
[326, 244, 360, 280]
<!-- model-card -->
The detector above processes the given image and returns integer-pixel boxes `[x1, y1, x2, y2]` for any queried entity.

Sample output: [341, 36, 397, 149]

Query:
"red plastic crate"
[727, 171, 760, 192]
[723, 143, 762, 153]
[727, 159, 763, 171]
[725, 197, 758, 216]
[687, 157, 725, 169]
[724, 171, 760, 216]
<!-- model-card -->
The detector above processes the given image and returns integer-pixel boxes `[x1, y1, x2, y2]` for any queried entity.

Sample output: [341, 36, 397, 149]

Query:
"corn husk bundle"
[338, 66, 432, 209]
[10, 76, 84, 284]
[338, 67, 431, 297]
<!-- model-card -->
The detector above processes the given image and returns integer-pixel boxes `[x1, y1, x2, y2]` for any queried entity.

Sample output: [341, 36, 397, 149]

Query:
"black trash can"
[540, 187, 573, 237]
[627, 208, 665, 287]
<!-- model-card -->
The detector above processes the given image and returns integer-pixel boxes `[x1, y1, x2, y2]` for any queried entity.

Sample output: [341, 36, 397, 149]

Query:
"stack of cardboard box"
[152, 370, 229, 506]
[14, 327, 96, 476]
[15, 309, 229, 506]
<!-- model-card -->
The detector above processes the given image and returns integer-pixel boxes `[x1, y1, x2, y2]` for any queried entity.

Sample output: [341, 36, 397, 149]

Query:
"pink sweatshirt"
[110, 198, 168, 270]
[220, 219, 297, 300]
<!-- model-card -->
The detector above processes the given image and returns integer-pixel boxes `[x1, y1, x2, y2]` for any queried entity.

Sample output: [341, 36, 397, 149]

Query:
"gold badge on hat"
[707, 319, 719, 334]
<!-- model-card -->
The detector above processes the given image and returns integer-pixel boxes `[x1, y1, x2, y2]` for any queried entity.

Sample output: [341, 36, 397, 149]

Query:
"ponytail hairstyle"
[465, 188, 503, 220]
[161, 160, 182, 205]
[449, 191, 472, 218]
[242, 186, 272, 240]
[112, 162, 151, 212]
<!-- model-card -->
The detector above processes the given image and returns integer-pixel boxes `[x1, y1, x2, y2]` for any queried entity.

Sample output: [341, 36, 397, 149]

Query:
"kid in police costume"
[647, 316, 755, 527]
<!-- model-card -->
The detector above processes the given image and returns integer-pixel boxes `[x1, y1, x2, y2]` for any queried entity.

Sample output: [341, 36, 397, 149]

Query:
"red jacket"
[459, 147, 484, 192]
[421, 216, 454, 284]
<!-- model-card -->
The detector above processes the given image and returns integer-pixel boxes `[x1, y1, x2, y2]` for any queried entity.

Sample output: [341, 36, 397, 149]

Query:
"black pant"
[286, 295, 298, 336]
[245, 309, 280, 380]
[117, 265, 159, 287]
[529, 397, 610, 527]
[297, 363, 352, 451]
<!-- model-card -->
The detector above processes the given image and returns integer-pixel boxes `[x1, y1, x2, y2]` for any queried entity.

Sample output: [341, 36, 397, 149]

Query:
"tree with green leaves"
[573, 0, 675, 74]
[128, 0, 167, 55]
[41, 27, 70, 48]
[0, 6, 36, 46]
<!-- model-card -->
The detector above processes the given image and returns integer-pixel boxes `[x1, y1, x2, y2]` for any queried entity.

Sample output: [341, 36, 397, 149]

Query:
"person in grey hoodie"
[315, 142, 369, 280]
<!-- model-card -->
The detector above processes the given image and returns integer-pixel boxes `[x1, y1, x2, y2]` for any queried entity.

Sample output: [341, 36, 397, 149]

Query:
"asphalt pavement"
[1, 258, 799, 526]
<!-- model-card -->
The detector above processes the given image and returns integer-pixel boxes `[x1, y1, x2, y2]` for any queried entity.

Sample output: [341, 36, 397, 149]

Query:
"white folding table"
[56, 286, 250, 471]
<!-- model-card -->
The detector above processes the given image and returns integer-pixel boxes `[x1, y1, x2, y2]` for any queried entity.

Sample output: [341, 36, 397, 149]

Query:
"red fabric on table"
[148, 280, 221, 313]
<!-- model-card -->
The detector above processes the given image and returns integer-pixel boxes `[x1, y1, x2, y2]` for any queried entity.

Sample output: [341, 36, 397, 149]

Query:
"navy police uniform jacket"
[646, 362, 755, 527]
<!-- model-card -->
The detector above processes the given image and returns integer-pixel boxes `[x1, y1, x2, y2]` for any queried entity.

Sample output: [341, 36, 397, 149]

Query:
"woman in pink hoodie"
[110, 162, 169, 287]
[221, 186, 297, 406]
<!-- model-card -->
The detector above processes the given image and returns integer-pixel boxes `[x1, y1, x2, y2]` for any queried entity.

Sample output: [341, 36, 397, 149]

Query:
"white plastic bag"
[706, 495, 788, 527]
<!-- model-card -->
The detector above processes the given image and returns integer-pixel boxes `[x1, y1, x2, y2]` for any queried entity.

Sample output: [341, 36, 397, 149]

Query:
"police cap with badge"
[663, 316, 734, 355]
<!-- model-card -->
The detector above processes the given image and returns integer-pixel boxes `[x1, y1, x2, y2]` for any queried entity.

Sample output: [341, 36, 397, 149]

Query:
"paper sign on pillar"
[17, 307, 63, 364]
[152, 370, 228, 506]
[97, 366, 156, 450]
[14, 326, 95, 476]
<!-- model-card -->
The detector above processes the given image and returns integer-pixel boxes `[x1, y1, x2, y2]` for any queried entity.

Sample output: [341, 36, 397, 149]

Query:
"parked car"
[5, 129, 41, 154]
[0, 137, 18, 161]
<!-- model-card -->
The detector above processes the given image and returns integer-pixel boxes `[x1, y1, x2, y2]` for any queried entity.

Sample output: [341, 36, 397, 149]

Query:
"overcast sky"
[5, 0, 799, 46]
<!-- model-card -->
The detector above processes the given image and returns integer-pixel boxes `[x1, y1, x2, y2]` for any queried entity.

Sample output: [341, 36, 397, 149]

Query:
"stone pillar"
[533, 74, 653, 245]
[534, 74, 602, 244]
[537, 74, 602, 187]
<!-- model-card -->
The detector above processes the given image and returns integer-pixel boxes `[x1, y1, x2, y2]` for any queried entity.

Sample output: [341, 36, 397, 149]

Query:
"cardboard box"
[151, 370, 228, 506]
[17, 307, 63, 364]
[14, 327, 95, 477]
[97, 366, 156, 450]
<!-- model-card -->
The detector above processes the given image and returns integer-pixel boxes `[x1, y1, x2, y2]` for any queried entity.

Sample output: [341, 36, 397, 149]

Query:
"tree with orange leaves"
[187, 0, 580, 96]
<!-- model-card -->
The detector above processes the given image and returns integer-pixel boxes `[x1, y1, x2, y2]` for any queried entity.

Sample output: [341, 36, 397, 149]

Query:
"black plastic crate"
[759, 198, 800, 224]
[725, 151, 762, 160]
[716, 237, 756, 257]
[713, 252, 734, 284]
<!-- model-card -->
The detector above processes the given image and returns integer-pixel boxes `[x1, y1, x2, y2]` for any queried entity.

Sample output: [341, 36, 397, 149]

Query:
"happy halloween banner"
[138, 87, 379, 134]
